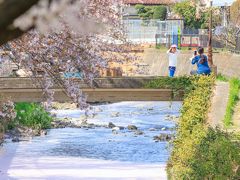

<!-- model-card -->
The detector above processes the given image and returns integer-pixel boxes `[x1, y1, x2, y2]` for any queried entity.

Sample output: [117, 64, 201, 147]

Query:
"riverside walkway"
[208, 82, 229, 128]
[0, 77, 184, 102]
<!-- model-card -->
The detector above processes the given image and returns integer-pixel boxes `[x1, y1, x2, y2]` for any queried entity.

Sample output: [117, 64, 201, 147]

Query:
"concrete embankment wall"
[0, 77, 184, 102]
[142, 48, 240, 77]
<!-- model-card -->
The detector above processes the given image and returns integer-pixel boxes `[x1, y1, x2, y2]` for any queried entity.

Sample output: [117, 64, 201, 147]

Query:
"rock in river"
[134, 130, 144, 135]
[118, 126, 125, 130]
[161, 127, 166, 131]
[111, 112, 120, 117]
[112, 127, 120, 131]
[12, 136, 32, 142]
[153, 133, 174, 142]
[108, 122, 116, 128]
[112, 126, 124, 132]
[127, 125, 138, 131]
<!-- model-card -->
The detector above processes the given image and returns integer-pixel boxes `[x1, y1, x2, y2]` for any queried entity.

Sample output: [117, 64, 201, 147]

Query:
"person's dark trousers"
[190, 71, 211, 76]
[169, 66, 176, 77]
[190, 70, 198, 75]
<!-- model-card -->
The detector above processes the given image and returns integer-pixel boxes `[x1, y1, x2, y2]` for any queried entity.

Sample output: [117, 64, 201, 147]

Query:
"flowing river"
[0, 101, 181, 180]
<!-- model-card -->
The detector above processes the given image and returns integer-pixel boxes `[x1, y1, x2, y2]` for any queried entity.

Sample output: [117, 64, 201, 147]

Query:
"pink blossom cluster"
[0, 100, 16, 123]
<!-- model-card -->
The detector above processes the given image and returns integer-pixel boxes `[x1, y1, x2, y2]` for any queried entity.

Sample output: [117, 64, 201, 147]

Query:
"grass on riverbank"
[9, 102, 53, 130]
[216, 73, 229, 82]
[224, 78, 240, 127]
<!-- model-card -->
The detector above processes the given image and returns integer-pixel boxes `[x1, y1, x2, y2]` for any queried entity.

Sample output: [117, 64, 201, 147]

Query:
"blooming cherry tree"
[6, 0, 133, 109]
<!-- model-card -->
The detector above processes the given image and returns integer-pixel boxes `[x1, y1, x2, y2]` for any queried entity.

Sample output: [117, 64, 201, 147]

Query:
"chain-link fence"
[123, 19, 184, 43]
[182, 28, 199, 35]
[123, 19, 240, 54]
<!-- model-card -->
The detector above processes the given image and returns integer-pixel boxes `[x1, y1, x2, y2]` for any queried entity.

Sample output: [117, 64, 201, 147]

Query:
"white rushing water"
[0, 101, 182, 180]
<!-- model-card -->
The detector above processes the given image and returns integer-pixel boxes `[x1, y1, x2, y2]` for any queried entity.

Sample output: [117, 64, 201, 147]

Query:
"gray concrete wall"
[142, 48, 240, 77]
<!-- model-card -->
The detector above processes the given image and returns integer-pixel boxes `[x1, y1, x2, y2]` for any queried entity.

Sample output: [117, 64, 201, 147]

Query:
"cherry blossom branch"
[6, 0, 133, 110]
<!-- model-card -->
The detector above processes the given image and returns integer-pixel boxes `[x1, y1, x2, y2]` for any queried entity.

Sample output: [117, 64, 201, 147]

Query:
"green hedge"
[224, 78, 240, 127]
[166, 75, 240, 179]
[145, 76, 192, 89]
[145, 76, 200, 98]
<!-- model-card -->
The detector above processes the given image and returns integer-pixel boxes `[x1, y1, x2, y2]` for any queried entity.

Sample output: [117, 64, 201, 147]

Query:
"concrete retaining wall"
[0, 77, 159, 89]
[0, 77, 184, 102]
[142, 48, 240, 77]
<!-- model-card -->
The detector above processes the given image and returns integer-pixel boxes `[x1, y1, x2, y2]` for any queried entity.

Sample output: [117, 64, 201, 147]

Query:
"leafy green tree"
[144, 6, 154, 19]
[173, 1, 205, 29]
[135, 4, 146, 14]
[173, 0, 221, 29]
[153, 6, 167, 20]
[135, 4, 167, 20]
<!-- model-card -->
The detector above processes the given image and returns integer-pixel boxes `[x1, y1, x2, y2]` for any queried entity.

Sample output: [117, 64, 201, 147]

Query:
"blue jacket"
[191, 55, 211, 75]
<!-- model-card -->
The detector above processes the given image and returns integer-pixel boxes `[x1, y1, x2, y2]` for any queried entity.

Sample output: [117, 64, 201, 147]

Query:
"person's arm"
[205, 55, 208, 63]
[191, 56, 198, 65]
[167, 48, 171, 55]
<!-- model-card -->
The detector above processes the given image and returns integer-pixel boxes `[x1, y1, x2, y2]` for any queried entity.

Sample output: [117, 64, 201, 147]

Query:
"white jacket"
[167, 49, 180, 67]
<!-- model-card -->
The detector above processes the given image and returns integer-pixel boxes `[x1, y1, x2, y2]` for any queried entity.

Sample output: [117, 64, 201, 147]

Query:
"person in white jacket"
[167, 44, 180, 77]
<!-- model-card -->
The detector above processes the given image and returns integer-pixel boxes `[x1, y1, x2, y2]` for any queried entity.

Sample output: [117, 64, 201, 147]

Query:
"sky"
[213, 0, 236, 6]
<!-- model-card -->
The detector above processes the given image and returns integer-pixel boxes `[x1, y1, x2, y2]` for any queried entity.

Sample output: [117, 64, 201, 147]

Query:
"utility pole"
[208, 0, 213, 66]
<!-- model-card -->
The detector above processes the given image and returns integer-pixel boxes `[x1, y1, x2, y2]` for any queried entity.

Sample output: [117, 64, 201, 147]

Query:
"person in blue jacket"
[191, 47, 211, 75]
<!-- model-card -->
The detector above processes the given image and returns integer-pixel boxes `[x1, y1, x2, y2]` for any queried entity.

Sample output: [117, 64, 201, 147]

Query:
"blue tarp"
[64, 72, 82, 78]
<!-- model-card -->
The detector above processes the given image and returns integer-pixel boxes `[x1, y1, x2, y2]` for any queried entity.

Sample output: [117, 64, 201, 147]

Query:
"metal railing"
[155, 34, 226, 49]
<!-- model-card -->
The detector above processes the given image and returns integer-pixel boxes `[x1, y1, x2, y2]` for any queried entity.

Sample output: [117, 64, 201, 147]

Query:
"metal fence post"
[155, 34, 158, 47]
[168, 34, 171, 48]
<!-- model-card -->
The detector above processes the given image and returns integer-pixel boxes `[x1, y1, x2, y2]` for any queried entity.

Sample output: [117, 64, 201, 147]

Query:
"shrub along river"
[0, 101, 182, 179]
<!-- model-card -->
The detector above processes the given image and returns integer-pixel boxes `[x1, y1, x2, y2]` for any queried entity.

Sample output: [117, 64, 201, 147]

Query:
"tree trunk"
[0, 0, 40, 45]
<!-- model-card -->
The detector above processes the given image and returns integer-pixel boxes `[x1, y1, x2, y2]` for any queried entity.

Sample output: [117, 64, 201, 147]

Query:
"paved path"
[208, 82, 229, 128]
[0, 155, 167, 180]
[232, 96, 240, 131]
